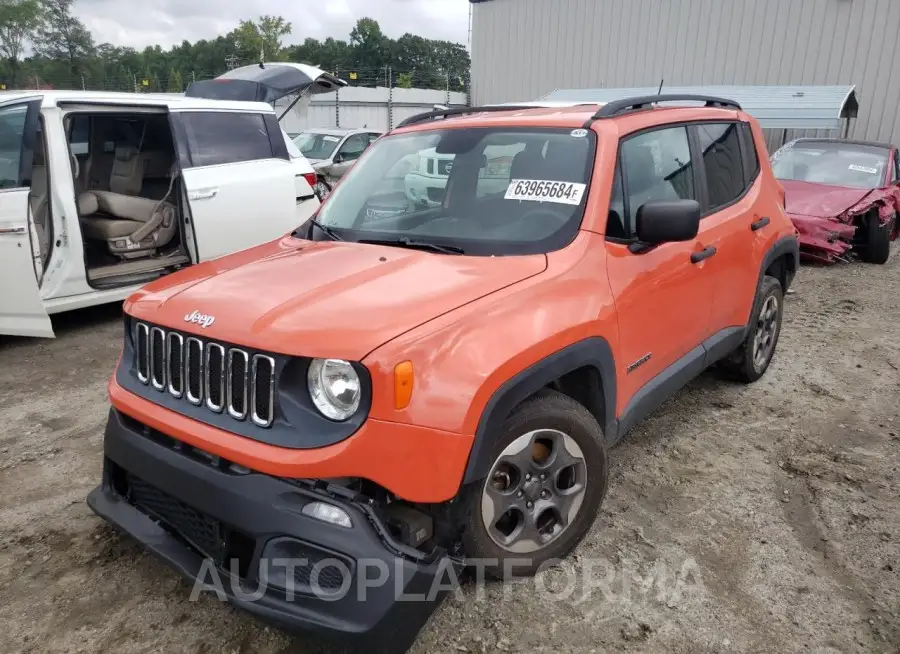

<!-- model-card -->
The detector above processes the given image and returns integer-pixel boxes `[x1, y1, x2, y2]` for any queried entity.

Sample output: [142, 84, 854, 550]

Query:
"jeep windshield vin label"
[505, 179, 587, 205]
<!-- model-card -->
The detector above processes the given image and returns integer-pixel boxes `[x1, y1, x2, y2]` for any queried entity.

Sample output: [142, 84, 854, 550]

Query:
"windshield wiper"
[306, 217, 342, 241]
[359, 237, 464, 255]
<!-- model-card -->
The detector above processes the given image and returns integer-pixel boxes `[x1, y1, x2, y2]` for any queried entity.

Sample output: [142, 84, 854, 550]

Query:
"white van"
[0, 63, 345, 338]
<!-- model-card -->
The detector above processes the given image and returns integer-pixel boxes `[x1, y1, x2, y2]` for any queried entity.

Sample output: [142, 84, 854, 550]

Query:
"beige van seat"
[78, 146, 178, 259]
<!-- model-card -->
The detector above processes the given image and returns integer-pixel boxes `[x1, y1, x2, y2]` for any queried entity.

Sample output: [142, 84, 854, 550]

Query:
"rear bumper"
[87, 409, 456, 653]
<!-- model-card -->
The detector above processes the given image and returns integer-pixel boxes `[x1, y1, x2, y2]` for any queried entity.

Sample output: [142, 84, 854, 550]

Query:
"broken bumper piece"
[789, 185, 900, 264]
[87, 408, 460, 654]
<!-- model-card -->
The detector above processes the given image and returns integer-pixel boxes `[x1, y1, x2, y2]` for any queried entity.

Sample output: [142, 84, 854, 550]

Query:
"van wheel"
[718, 275, 783, 383]
[460, 389, 608, 580]
[314, 177, 332, 201]
[857, 212, 893, 264]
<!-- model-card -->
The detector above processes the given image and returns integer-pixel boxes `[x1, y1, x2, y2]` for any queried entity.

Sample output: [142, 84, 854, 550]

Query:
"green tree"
[234, 15, 291, 63]
[0, 0, 43, 86]
[397, 72, 413, 89]
[33, 0, 93, 83]
[166, 68, 183, 92]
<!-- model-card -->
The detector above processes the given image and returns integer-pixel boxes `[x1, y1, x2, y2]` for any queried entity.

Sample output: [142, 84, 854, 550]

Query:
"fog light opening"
[301, 501, 353, 528]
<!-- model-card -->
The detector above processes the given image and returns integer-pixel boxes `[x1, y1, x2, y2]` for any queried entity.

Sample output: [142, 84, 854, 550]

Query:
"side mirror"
[635, 200, 701, 244]
[333, 152, 344, 164]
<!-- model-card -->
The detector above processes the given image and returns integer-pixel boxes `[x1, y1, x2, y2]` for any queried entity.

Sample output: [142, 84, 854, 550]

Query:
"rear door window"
[180, 111, 275, 167]
[0, 103, 29, 188]
[696, 122, 745, 211]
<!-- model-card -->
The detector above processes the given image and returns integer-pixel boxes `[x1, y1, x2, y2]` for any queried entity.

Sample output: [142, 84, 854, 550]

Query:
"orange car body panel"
[112, 104, 797, 503]
[108, 377, 474, 503]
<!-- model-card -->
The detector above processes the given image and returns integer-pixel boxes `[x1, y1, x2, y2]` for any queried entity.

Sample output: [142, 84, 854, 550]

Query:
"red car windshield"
[771, 141, 889, 190]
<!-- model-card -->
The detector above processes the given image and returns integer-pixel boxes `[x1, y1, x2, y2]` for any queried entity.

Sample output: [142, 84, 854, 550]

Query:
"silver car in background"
[292, 127, 382, 199]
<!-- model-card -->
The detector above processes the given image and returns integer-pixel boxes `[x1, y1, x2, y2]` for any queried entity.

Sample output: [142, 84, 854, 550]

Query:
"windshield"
[771, 141, 889, 189]
[293, 132, 342, 160]
[308, 126, 596, 255]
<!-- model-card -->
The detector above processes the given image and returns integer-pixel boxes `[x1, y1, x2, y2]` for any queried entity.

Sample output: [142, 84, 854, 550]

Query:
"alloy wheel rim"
[481, 429, 588, 554]
[752, 295, 779, 369]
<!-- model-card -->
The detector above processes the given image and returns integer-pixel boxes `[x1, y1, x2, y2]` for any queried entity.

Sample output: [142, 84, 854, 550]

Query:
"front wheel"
[857, 212, 893, 264]
[460, 389, 608, 580]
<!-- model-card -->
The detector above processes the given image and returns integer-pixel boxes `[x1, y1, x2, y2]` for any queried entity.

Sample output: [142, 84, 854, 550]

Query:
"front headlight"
[307, 358, 361, 421]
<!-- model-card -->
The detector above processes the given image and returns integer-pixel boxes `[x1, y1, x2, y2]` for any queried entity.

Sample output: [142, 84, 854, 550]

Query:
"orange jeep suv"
[88, 95, 799, 653]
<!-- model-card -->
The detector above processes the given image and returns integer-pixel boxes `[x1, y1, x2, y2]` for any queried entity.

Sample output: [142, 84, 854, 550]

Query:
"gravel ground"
[1, 251, 898, 654]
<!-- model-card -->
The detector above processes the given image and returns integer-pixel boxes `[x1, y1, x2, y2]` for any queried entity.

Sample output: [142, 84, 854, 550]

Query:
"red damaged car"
[770, 138, 900, 264]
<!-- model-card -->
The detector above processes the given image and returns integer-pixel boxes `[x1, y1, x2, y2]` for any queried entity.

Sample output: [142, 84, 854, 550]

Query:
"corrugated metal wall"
[277, 87, 469, 134]
[471, 0, 900, 149]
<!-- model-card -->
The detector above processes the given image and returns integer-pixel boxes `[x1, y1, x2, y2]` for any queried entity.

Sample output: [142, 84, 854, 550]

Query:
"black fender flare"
[757, 235, 799, 297]
[461, 337, 617, 485]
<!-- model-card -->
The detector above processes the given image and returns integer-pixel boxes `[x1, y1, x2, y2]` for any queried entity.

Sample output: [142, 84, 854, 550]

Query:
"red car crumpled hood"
[780, 179, 873, 219]
[125, 236, 547, 360]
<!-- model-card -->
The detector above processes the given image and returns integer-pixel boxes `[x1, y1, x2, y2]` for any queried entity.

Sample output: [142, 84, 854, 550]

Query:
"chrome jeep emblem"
[184, 310, 215, 329]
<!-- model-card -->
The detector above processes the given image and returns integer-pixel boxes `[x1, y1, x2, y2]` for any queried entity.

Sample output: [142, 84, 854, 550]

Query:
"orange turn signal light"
[394, 361, 414, 410]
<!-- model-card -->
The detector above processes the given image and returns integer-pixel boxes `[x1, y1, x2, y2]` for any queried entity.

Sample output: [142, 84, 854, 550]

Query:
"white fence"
[277, 86, 469, 134]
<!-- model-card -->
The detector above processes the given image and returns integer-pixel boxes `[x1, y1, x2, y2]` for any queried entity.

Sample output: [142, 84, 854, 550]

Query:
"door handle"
[0, 226, 26, 235]
[691, 246, 717, 264]
[188, 188, 218, 201]
[751, 216, 770, 231]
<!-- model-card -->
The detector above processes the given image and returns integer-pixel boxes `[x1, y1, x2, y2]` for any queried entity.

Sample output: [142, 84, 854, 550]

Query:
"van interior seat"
[77, 146, 178, 259]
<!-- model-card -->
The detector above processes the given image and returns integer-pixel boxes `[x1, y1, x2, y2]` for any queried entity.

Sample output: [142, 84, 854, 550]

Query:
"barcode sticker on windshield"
[848, 164, 878, 174]
[505, 179, 586, 205]
[323, 135, 341, 142]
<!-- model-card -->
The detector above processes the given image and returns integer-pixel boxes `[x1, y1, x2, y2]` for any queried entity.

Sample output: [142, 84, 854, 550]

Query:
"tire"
[857, 212, 893, 264]
[459, 389, 608, 580]
[717, 275, 784, 383]
[314, 177, 332, 201]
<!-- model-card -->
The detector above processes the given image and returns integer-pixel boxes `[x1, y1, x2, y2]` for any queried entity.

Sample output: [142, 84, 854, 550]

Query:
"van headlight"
[307, 359, 361, 421]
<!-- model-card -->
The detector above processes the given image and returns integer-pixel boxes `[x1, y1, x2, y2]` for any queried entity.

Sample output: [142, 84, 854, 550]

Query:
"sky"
[75, 0, 471, 50]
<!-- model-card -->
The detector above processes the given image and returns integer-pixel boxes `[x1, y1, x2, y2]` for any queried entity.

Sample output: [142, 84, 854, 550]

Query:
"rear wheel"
[717, 275, 784, 383]
[857, 212, 893, 264]
[460, 389, 608, 580]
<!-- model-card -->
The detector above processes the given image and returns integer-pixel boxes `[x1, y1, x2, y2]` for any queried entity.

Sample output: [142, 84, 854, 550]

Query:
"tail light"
[302, 172, 317, 188]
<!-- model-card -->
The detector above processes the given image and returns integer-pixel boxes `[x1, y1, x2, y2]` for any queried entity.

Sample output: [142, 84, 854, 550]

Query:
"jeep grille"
[133, 321, 275, 427]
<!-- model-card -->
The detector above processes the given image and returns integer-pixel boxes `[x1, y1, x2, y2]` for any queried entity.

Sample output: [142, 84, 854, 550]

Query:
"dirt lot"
[1, 252, 898, 654]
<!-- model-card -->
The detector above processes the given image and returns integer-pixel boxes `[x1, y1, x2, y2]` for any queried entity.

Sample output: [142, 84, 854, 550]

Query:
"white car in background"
[403, 144, 524, 208]
[0, 62, 345, 338]
[292, 127, 382, 199]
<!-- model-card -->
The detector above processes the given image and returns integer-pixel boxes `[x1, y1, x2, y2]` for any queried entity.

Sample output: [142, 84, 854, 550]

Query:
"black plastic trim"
[87, 409, 454, 653]
[751, 217, 771, 231]
[116, 319, 372, 449]
[592, 94, 741, 120]
[263, 113, 290, 161]
[394, 104, 543, 129]
[462, 337, 617, 484]
[691, 246, 717, 263]
[168, 112, 193, 170]
[758, 234, 800, 295]
[614, 326, 745, 442]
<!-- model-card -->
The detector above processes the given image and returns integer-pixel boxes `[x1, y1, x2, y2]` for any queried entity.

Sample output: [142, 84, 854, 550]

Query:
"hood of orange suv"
[125, 235, 548, 360]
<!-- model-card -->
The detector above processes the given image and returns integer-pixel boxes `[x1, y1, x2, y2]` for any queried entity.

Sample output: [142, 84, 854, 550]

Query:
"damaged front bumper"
[87, 409, 460, 654]
[789, 185, 900, 264]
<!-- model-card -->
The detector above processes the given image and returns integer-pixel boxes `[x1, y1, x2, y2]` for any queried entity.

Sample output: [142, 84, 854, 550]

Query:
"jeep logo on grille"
[184, 310, 215, 329]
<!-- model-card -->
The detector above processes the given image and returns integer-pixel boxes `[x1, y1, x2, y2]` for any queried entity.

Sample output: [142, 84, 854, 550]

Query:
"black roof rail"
[394, 104, 544, 129]
[590, 94, 742, 121]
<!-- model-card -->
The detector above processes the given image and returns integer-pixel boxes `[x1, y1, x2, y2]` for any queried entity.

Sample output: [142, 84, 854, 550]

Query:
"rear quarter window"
[739, 122, 760, 184]
[180, 111, 275, 167]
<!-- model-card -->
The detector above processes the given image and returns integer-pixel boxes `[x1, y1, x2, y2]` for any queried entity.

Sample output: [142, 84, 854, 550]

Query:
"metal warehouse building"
[469, 0, 900, 145]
